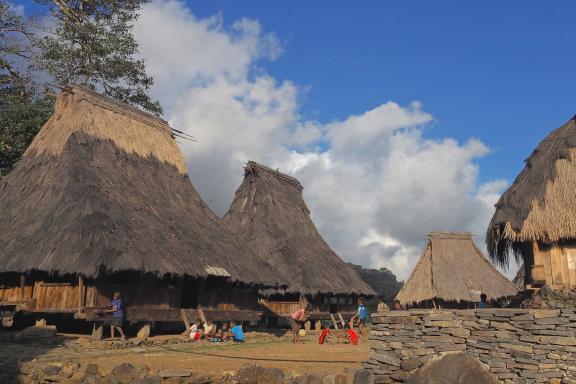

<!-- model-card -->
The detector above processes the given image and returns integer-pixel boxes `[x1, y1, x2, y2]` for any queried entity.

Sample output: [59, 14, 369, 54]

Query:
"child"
[106, 291, 126, 340]
[351, 297, 367, 339]
[318, 325, 331, 345]
[189, 319, 203, 341]
[216, 322, 230, 342]
[345, 321, 359, 346]
[229, 321, 245, 343]
[203, 319, 216, 339]
[377, 297, 389, 313]
[290, 304, 311, 344]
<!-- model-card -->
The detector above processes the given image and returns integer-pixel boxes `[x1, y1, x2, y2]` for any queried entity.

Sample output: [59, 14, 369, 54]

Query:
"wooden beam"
[330, 314, 339, 330]
[78, 275, 85, 312]
[19, 275, 25, 302]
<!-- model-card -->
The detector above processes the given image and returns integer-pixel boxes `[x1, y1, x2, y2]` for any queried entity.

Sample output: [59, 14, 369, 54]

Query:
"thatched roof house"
[0, 86, 282, 322]
[223, 161, 375, 309]
[396, 232, 518, 307]
[486, 115, 576, 287]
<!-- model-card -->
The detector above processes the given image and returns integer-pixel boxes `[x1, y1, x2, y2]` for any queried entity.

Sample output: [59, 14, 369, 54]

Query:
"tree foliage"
[36, 0, 161, 115]
[0, 0, 161, 175]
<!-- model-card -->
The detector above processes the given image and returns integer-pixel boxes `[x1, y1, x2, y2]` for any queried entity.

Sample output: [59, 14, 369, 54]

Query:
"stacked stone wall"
[366, 309, 576, 383]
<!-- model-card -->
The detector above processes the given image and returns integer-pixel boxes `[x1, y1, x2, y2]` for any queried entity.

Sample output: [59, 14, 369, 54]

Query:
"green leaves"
[37, 0, 162, 115]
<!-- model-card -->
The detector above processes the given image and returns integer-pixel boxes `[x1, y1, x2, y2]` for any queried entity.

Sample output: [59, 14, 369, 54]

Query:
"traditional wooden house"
[396, 232, 518, 308]
[0, 86, 283, 328]
[487, 116, 576, 288]
[223, 161, 376, 322]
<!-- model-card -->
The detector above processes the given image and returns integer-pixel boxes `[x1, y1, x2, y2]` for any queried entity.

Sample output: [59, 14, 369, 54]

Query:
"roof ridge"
[245, 161, 303, 189]
[58, 84, 171, 133]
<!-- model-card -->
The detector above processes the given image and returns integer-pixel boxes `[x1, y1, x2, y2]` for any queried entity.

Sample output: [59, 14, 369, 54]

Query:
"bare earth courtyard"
[0, 330, 369, 383]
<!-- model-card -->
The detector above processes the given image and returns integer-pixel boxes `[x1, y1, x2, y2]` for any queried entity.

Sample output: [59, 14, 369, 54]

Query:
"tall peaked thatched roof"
[0, 86, 282, 287]
[487, 116, 576, 265]
[223, 161, 376, 296]
[396, 232, 518, 305]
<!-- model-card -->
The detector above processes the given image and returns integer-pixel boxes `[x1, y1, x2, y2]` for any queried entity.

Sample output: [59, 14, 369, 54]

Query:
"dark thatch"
[513, 264, 526, 290]
[396, 232, 518, 305]
[222, 161, 376, 297]
[486, 116, 576, 266]
[0, 86, 283, 287]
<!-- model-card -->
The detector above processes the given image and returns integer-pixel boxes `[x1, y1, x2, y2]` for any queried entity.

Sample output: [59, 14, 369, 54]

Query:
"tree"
[0, 1, 54, 175]
[36, 0, 162, 115]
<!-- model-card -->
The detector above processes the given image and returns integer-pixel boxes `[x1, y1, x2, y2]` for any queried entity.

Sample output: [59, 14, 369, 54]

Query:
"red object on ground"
[346, 329, 359, 345]
[319, 329, 331, 344]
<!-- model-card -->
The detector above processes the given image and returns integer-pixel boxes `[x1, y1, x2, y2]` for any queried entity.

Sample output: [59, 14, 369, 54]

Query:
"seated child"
[189, 319, 203, 341]
[203, 319, 216, 339]
[229, 321, 245, 343]
[319, 326, 331, 344]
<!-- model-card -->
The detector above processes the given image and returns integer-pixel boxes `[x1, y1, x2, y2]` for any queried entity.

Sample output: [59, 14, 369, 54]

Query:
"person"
[229, 321, 245, 343]
[393, 300, 404, 311]
[318, 326, 331, 345]
[189, 319, 203, 341]
[345, 320, 359, 345]
[290, 304, 311, 344]
[377, 297, 389, 313]
[478, 293, 489, 309]
[106, 291, 126, 340]
[203, 319, 216, 339]
[351, 297, 368, 339]
[217, 322, 230, 342]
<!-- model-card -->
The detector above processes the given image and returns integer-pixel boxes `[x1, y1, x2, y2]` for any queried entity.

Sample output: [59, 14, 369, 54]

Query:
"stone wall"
[365, 309, 576, 384]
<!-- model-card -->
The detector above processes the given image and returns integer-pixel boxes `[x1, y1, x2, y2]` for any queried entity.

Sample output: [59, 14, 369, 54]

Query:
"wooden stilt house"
[487, 116, 576, 288]
[223, 161, 376, 322]
[0, 86, 283, 327]
[396, 232, 518, 308]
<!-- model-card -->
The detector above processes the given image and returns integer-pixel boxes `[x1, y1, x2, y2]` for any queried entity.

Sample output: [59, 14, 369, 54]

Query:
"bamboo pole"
[19, 274, 25, 301]
[78, 275, 85, 312]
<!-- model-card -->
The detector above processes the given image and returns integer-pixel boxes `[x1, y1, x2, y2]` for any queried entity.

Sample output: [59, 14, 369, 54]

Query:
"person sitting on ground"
[393, 299, 404, 311]
[351, 297, 368, 339]
[345, 320, 359, 345]
[189, 318, 203, 341]
[203, 319, 217, 339]
[216, 322, 230, 342]
[318, 324, 331, 345]
[229, 321, 245, 343]
[290, 304, 312, 344]
[377, 297, 390, 313]
[105, 291, 126, 340]
[478, 293, 489, 309]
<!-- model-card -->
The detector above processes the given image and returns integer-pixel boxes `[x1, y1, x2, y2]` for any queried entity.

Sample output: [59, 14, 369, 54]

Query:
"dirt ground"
[0, 330, 369, 379]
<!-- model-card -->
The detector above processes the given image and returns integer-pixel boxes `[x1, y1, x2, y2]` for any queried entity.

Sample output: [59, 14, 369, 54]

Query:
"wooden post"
[180, 309, 191, 335]
[19, 274, 25, 302]
[78, 275, 85, 312]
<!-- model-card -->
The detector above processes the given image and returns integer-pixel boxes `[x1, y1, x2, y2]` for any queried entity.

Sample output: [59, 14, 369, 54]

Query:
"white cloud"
[135, 0, 513, 281]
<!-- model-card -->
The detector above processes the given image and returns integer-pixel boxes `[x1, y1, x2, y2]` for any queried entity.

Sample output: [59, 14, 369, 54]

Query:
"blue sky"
[183, 0, 576, 183]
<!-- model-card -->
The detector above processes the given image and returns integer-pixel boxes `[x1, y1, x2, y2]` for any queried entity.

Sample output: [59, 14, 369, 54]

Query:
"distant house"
[223, 161, 375, 322]
[0, 86, 282, 328]
[487, 116, 576, 288]
[396, 232, 518, 308]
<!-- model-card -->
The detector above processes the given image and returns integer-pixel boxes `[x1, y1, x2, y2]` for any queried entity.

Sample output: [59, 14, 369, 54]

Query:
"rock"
[190, 373, 216, 383]
[237, 365, 263, 383]
[158, 369, 191, 378]
[14, 325, 57, 340]
[407, 353, 499, 384]
[256, 368, 285, 384]
[400, 358, 422, 371]
[85, 363, 100, 376]
[137, 324, 151, 341]
[322, 374, 336, 384]
[84, 375, 102, 384]
[110, 362, 143, 383]
[134, 375, 163, 384]
[352, 369, 374, 384]
[43, 364, 62, 376]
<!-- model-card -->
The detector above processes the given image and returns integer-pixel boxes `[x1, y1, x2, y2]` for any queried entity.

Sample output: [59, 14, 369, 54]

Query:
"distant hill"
[347, 263, 403, 306]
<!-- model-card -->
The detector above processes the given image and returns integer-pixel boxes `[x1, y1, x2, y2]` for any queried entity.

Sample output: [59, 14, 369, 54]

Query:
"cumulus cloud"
[135, 0, 512, 280]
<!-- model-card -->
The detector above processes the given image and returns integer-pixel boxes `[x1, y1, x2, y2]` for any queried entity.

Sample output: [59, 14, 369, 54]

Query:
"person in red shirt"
[290, 304, 311, 344]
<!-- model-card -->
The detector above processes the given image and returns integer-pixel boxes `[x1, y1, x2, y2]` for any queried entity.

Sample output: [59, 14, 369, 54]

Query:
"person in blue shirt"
[229, 320, 245, 343]
[351, 297, 368, 339]
[106, 291, 126, 340]
[478, 293, 489, 309]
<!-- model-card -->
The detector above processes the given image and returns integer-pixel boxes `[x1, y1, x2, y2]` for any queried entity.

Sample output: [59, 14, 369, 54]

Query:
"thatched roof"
[396, 232, 518, 305]
[222, 161, 376, 296]
[513, 264, 526, 290]
[0, 86, 283, 287]
[487, 116, 576, 265]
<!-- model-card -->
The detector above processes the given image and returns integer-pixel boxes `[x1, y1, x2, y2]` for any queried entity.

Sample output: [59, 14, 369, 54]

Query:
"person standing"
[478, 293, 489, 309]
[351, 297, 368, 339]
[290, 304, 311, 344]
[106, 291, 126, 340]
